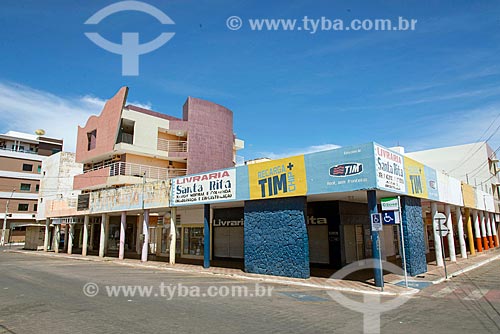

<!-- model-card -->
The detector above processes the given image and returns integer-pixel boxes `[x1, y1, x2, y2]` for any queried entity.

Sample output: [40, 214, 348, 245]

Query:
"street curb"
[3, 249, 419, 296]
[432, 253, 500, 285]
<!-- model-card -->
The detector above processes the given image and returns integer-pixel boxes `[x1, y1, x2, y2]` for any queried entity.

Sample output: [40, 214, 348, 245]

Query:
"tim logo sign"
[330, 163, 363, 177]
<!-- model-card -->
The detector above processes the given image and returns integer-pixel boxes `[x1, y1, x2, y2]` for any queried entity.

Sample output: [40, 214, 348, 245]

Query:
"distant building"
[0, 131, 62, 244]
[43, 86, 244, 260]
[407, 142, 500, 212]
[73, 86, 244, 191]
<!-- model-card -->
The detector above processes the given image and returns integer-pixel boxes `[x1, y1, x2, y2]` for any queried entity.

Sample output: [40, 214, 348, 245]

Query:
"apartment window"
[20, 183, 31, 191]
[35, 184, 39, 192]
[37, 165, 41, 173]
[34, 204, 38, 211]
[18, 203, 29, 211]
[116, 119, 135, 145]
[87, 129, 97, 151]
[22, 163, 33, 171]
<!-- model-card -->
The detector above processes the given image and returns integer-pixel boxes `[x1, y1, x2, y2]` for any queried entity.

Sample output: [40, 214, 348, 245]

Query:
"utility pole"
[1, 189, 15, 246]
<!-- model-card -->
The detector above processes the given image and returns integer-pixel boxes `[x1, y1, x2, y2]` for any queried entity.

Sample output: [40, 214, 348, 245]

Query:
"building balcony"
[74, 162, 187, 190]
[157, 138, 187, 152]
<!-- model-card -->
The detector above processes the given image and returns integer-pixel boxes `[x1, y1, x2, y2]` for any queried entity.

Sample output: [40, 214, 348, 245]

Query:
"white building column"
[67, 223, 74, 255]
[473, 210, 483, 252]
[54, 225, 60, 253]
[431, 202, 444, 267]
[169, 207, 176, 265]
[141, 210, 150, 262]
[479, 211, 489, 250]
[491, 213, 499, 247]
[485, 212, 493, 249]
[99, 214, 107, 258]
[445, 205, 456, 262]
[82, 215, 89, 256]
[43, 218, 50, 252]
[119, 211, 126, 260]
[456, 207, 467, 259]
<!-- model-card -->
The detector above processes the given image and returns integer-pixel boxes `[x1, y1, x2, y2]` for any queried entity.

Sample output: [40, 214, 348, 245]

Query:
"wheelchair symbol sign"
[371, 213, 383, 231]
[382, 211, 400, 225]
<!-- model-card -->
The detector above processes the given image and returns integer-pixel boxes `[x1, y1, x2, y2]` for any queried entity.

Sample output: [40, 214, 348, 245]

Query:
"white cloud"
[0, 82, 151, 152]
[257, 144, 341, 160]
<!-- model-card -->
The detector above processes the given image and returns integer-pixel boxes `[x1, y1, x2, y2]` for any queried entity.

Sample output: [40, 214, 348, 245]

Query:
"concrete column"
[444, 205, 456, 262]
[431, 202, 444, 266]
[82, 215, 89, 256]
[63, 224, 69, 253]
[367, 190, 383, 288]
[203, 204, 210, 269]
[99, 214, 107, 258]
[104, 215, 110, 252]
[169, 208, 176, 265]
[400, 196, 427, 276]
[486, 212, 493, 248]
[473, 210, 483, 252]
[54, 225, 60, 253]
[136, 214, 143, 254]
[89, 222, 95, 251]
[491, 213, 499, 247]
[43, 218, 50, 252]
[479, 211, 489, 250]
[456, 207, 467, 259]
[119, 211, 126, 260]
[141, 210, 150, 262]
[67, 224, 74, 255]
[464, 208, 475, 256]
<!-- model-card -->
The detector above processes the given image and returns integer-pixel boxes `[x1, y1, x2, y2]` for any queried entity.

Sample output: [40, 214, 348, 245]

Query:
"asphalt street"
[0, 251, 499, 334]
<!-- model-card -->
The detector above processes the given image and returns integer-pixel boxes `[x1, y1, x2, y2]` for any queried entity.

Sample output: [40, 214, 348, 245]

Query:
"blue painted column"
[400, 196, 427, 275]
[203, 204, 210, 269]
[367, 190, 383, 288]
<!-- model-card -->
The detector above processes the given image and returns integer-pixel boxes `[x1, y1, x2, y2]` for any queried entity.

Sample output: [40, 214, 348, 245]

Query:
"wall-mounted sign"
[374, 144, 405, 193]
[381, 197, 399, 211]
[382, 211, 400, 224]
[371, 213, 383, 231]
[248, 155, 307, 199]
[404, 157, 428, 199]
[171, 169, 236, 206]
[329, 163, 363, 177]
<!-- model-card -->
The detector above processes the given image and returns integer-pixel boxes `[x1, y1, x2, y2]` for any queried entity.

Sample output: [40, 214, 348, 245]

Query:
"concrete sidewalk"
[5, 247, 500, 296]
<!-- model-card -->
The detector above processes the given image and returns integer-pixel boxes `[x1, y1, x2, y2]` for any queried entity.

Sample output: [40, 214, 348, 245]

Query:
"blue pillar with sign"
[368, 190, 384, 288]
[203, 204, 210, 269]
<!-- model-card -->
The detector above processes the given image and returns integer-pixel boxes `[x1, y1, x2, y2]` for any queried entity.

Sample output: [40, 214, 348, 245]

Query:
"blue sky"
[0, 0, 499, 160]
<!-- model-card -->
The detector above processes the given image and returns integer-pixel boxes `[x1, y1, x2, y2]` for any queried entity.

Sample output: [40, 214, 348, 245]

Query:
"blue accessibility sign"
[382, 211, 400, 224]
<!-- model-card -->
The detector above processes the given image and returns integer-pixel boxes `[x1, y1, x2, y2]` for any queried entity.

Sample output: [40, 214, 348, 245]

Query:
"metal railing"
[157, 138, 188, 152]
[0, 146, 38, 155]
[100, 162, 187, 179]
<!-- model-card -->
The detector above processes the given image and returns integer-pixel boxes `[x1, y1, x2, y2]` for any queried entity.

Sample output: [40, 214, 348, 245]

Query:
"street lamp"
[1, 189, 16, 246]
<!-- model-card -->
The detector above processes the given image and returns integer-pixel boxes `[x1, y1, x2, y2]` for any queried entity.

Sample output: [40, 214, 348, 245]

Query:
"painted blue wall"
[400, 196, 427, 276]
[244, 196, 310, 279]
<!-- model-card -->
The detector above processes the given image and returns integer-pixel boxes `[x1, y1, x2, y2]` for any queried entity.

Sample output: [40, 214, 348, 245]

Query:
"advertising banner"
[424, 166, 439, 201]
[461, 182, 476, 209]
[304, 143, 376, 194]
[248, 155, 307, 199]
[171, 169, 236, 206]
[374, 144, 405, 193]
[404, 156, 428, 199]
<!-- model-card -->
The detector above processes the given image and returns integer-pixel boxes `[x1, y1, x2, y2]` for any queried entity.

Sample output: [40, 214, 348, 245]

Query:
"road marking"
[463, 288, 488, 301]
[431, 286, 457, 298]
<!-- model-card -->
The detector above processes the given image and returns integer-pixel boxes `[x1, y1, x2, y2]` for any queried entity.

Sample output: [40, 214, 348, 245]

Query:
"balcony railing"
[0, 146, 38, 155]
[85, 162, 187, 180]
[157, 138, 187, 152]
